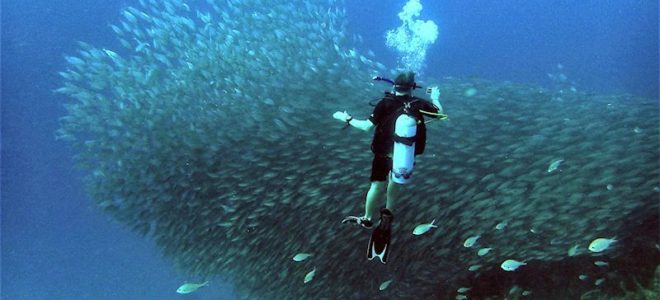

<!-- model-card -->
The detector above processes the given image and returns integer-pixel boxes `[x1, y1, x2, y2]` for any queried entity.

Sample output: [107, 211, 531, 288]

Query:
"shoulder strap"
[378, 96, 419, 128]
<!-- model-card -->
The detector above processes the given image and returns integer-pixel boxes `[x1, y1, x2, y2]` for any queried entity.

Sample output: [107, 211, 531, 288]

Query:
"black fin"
[367, 208, 393, 264]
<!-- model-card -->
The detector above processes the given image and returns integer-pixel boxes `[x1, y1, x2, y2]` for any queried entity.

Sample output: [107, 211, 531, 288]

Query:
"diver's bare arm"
[347, 118, 374, 132]
[332, 111, 374, 132]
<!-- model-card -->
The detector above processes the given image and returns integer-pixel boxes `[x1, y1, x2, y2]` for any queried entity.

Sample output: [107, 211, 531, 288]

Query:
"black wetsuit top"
[368, 94, 440, 156]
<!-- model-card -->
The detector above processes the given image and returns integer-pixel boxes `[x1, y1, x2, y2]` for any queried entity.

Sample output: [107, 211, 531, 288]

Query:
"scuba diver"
[333, 71, 446, 264]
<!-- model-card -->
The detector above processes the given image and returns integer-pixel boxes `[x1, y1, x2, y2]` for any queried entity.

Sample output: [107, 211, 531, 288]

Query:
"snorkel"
[372, 76, 395, 85]
[372, 76, 423, 92]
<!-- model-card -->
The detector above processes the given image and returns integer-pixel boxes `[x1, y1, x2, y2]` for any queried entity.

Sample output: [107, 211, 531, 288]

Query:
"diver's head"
[393, 71, 416, 95]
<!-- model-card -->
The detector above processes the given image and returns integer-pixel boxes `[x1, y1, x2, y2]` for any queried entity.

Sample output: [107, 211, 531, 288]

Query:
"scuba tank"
[391, 103, 417, 184]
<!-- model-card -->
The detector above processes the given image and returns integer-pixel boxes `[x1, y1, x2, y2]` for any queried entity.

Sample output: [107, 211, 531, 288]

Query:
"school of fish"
[55, 0, 659, 299]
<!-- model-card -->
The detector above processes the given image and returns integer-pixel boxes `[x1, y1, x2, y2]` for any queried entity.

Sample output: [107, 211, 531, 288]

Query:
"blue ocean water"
[348, 0, 658, 97]
[1, 0, 656, 299]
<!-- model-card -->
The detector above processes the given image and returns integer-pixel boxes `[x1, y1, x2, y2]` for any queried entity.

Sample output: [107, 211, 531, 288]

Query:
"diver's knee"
[370, 181, 387, 193]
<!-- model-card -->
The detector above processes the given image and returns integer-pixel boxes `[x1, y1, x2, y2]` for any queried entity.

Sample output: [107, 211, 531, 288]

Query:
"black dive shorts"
[370, 155, 392, 182]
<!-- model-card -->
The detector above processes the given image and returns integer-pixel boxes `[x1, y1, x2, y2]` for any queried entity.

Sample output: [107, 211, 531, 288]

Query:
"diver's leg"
[342, 155, 388, 228]
[386, 178, 402, 211]
[364, 181, 386, 220]
[364, 154, 389, 220]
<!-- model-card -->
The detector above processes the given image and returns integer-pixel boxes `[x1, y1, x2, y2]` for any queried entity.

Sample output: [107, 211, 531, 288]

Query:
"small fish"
[522, 290, 532, 296]
[457, 287, 471, 293]
[501, 259, 526, 271]
[102, 48, 119, 60]
[122, 10, 137, 23]
[292, 253, 312, 262]
[176, 281, 208, 294]
[463, 235, 480, 248]
[304, 267, 316, 284]
[550, 237, 568, 245]
[633, 127, 642, 133]
[594, 260, 609, 267]
[606, 184, 614, 191]
[413, 219, 438, 235]
[110, 24, 122, 35]
[379, 279, 393, 291]
[135, 41, 150, 53]
[568, 244, 580, 256]
[558, 74, 568, 82]
[588, 237, 617, 253]
[468, 264, 482, 271]
[494, 221, 508, 230]
[464, 88, 478, 97]
[455, 295, 468, 300]
[578, 274, 588, 281]
[477, 247, 493, 256]
[547, 158, 564, 173]
[594, 278, 605, 286]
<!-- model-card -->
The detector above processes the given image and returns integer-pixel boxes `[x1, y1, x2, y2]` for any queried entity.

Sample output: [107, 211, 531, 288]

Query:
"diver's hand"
[430, 86, 441, 102]
[429, 87, 444, 113]
[333, 111, 350, 122]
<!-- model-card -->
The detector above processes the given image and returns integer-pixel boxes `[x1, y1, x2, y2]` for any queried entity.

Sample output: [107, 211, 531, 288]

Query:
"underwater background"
[2, 0, 658, 299]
